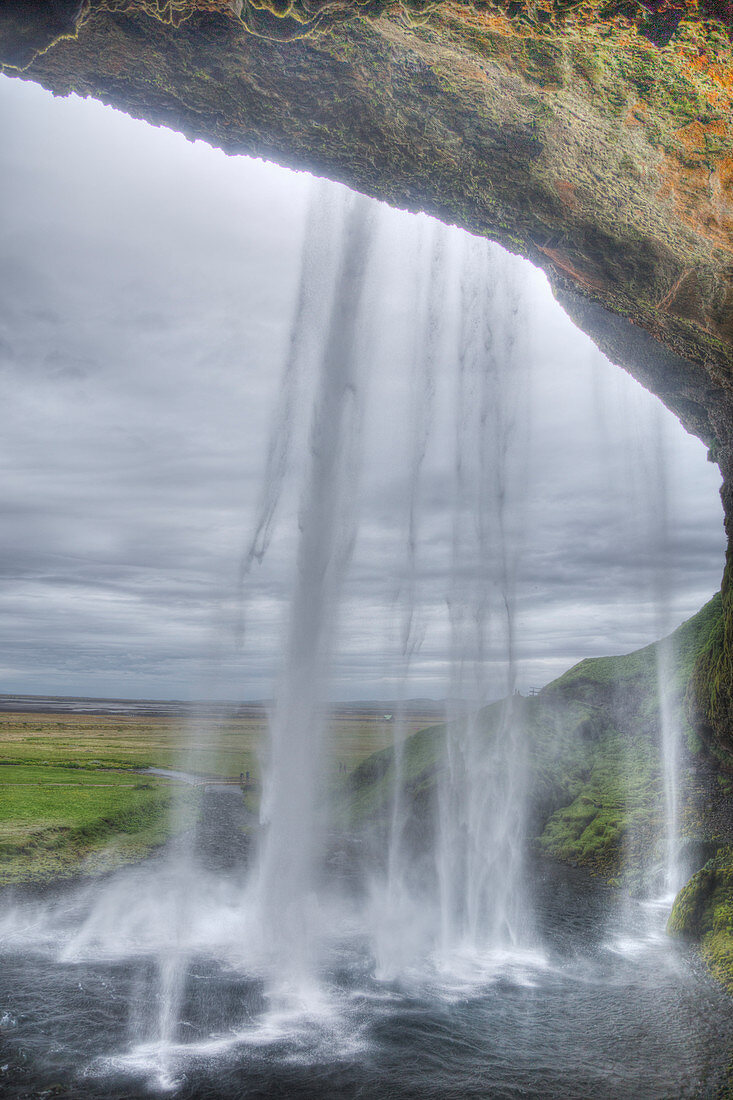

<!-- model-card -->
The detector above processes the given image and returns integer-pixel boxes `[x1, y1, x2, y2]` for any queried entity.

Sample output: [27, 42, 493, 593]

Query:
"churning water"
[1, 859, 732, 1099]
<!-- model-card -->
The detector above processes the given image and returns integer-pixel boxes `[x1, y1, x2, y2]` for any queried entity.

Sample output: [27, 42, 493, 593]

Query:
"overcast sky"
[0, 74, 726, 702]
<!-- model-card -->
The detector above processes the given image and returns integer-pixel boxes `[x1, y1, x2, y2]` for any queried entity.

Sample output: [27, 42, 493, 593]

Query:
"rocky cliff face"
[2, 0, 733, 753]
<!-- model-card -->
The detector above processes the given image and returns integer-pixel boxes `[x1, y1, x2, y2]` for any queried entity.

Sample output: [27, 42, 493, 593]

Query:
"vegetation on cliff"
[690, 549, 733, 770]
[57, 1, 733, 46]
[343, 595, 729, 891]
[538, 594, 725, 883]
[668, 844, 733, 992]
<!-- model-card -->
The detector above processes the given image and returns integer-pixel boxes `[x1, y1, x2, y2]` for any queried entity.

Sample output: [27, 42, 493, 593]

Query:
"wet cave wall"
[3, 0, 733, 875]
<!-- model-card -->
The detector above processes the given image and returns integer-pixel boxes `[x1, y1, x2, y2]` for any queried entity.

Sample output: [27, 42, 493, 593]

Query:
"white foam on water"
[603, 893, 678, 959]
[430, 943, 551, 996]
[90, 978, 372, 1094]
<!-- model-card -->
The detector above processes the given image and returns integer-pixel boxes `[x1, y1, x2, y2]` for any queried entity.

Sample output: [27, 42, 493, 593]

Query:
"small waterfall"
[594, 386, 684, 907]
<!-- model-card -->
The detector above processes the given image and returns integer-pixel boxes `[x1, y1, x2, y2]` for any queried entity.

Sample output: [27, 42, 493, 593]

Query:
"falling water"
[251, 191, 375, 992]
[121, 184, 348, 1058]
[657, 636, 681, 895]
[3, 183, 733, 1099]
[375, 223, 446, 979]
[584, 350, 685, 907]
[618, 399, 682, 900]
[434, 237, 531, 962]
[236, 182, 339, 603]
[367, 228, 534, 974]
[649, 409, 682, 897]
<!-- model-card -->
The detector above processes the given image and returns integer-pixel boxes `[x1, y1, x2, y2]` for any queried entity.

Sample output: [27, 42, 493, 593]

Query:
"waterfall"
[375, 222, 446, 979]
[619, 399, 682, 900]
[365, 227, 533, 975]
[656, 634, 681, 896]
[649, 409, 682, 897]
[57, 192, 542, 1073]
[434, 236, 531, 961]
[251, 191, 375, 992]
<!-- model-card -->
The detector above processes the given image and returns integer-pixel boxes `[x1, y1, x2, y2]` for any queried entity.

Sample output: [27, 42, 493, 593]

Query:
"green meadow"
[0, 707, 431, 885]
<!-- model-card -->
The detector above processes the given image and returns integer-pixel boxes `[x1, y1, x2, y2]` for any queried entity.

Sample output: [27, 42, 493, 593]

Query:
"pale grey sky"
[0, 74, 725, 701]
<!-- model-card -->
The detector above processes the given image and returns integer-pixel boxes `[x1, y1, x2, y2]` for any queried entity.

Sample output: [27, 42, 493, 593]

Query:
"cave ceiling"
[2, 0, 733, 488]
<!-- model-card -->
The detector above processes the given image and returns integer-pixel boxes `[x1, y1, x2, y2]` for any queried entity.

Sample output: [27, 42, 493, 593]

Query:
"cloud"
[0, 74, 725, 701]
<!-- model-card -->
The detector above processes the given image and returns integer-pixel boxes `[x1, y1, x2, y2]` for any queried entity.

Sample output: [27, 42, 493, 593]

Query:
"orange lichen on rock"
[675, 120, 709, 157]
[672, 38, 733, 112]
[713, 154, 733, 199]
[554, 180, 578, 208]
[439, 3, 526, 41]
[657, 155, 733, 255]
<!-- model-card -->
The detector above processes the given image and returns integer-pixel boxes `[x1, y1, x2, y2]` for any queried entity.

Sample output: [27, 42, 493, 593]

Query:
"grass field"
[0, 707, 434, 885]
[0, 763, 188, 885]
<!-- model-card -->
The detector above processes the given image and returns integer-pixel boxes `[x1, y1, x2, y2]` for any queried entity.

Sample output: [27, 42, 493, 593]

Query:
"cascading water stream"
[434, 236, 532, 964]
[250, 192, 375, 995]
[374, 223, 446, 980]
[657, 634, 681, 896]
[648, 410, 682, 898]
[615, 398, 683, 902]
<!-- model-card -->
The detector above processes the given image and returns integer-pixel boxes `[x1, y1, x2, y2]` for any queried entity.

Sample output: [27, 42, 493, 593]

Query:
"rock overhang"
[2, 0, 732, 474]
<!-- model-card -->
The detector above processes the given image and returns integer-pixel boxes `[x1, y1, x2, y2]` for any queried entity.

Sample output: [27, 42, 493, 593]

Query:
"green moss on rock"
[343, 595, 730, 892]
[690, 553, 733, 771]
[668, 845, 733, 992]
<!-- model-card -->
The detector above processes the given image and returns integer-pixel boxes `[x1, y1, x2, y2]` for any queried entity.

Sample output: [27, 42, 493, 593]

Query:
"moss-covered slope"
[537, 594, 730, 884]
[344, 594, 730, 891]
[690, 549, 733, 771]
[668, 846, 733, 992]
